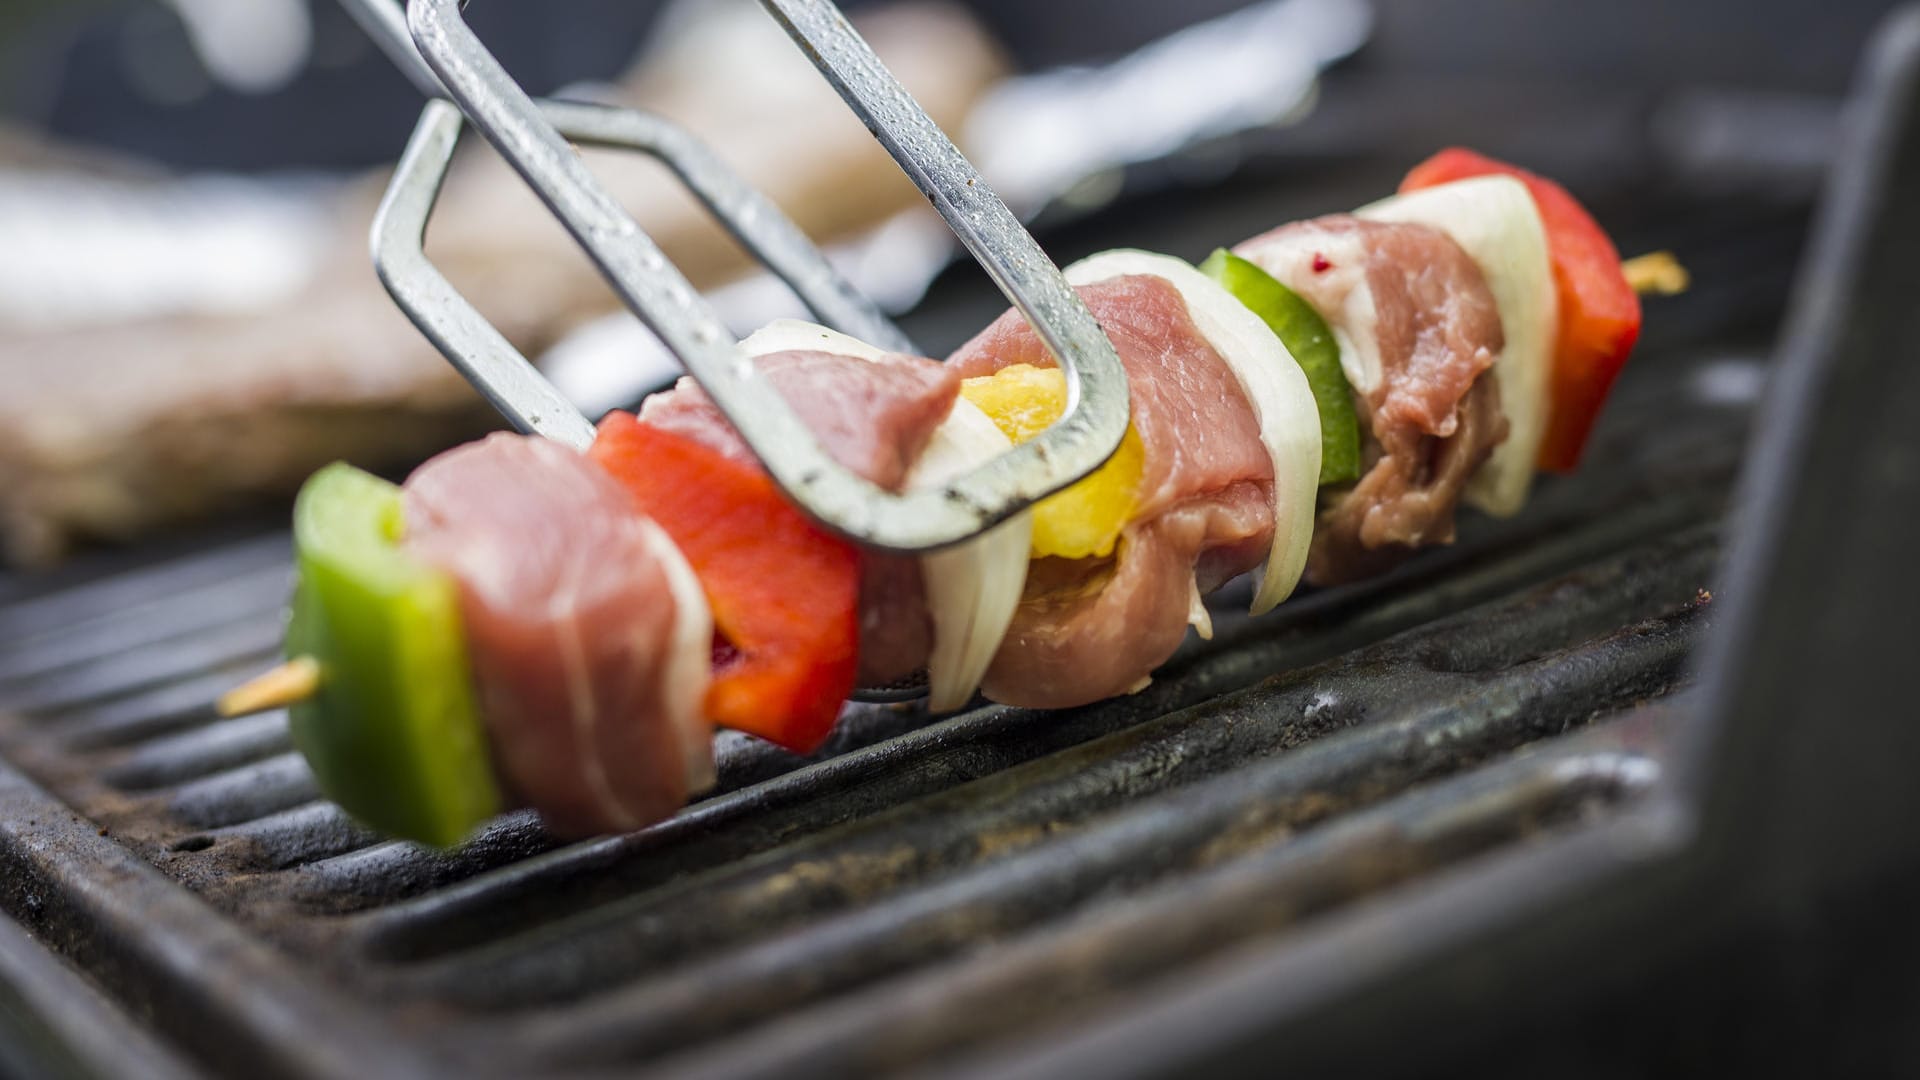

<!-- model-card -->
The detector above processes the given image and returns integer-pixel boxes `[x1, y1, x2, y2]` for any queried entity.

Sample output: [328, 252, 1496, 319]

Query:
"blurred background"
[0, 0, 1909, 577]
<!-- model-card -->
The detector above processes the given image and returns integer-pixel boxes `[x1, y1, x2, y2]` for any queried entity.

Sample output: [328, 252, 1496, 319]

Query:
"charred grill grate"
[0, 333, 1745, 1077]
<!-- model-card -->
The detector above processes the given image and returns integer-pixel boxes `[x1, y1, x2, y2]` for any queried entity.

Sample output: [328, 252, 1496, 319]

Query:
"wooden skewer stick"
[218, 656, 320, 717]
[1624, 250, 1689, 296]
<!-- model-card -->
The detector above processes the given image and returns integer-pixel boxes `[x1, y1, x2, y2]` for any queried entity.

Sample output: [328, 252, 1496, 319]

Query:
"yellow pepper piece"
[960, 364, 1143, 560]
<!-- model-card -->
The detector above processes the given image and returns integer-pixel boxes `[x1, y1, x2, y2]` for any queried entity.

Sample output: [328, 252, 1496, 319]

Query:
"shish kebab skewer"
[218, 247, 1680, 716]
[224, 147, 1689, 845]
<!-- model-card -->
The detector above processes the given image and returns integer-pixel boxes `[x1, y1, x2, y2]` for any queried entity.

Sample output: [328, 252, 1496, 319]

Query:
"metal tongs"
[338, 0, 1130, 565]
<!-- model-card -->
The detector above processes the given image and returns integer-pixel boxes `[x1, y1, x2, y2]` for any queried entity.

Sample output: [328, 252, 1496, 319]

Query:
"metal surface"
[0, 917, 198, 1080]
[335, 0, 443, 100]
[364, 0, 1132, 553]
[370, 98, 598, 449]
[370, 89, 924, 452]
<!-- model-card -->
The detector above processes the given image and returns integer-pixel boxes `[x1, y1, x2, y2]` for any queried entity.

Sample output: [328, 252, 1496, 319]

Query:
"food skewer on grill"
[218, 0, 1688, 849]
[221, 75, 1683, 845]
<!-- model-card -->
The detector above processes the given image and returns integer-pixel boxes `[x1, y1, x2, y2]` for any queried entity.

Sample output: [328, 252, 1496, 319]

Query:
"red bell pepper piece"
[1402, 148, 1642, 472]
[589, 412, 858, 753]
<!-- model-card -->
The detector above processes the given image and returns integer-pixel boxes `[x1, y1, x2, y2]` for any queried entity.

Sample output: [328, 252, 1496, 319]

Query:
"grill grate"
[0, 327, 1745, 1077]
[0, 59, 1840, 1078]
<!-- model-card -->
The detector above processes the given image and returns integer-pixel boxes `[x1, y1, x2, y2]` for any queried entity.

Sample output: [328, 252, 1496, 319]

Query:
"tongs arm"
[372, 94, 920, 449]
[358, 0, 1132, 554]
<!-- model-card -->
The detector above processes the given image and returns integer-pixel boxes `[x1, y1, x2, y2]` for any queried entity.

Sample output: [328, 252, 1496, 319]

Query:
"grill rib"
[104, 711, 296, 792]
[165, 753, 319, 830]
[0, 562, 288, 687]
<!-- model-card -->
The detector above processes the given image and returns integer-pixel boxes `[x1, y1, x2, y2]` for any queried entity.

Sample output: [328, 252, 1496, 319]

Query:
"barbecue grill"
[5, 3, 1920, 1078]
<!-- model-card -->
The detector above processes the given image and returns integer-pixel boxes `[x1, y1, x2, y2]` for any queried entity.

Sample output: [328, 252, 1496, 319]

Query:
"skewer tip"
[218, 656, 321, 717]
[1624, 250, 1690, 297]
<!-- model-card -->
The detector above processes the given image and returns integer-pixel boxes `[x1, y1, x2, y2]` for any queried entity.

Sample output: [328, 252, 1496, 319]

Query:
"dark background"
[0, 0, 1907, 172]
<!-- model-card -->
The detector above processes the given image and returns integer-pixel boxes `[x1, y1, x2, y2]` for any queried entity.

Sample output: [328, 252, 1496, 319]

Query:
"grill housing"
[7, 9, 1920, 1077]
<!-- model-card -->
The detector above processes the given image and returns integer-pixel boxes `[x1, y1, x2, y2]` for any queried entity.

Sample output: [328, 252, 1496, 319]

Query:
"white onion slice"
[1063, 250, 1322, 616]
[739, 318, 894, 363]
[906, 399, 1032, 711]
[740, 319, 1031, 712]
[639, 521, 717, 795]
[1358, 175, 1557, 518]
[1188, 579, 1214, 641]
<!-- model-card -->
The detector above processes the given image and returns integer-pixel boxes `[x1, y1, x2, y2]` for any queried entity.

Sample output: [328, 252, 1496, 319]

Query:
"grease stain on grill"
[972, 820, 1067, 861]
[762, 847, 925, 904]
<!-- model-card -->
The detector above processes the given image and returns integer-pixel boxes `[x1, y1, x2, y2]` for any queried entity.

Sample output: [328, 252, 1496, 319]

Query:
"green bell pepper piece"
[1201, 248, 1363, 485]
[285, 463, 500, 848]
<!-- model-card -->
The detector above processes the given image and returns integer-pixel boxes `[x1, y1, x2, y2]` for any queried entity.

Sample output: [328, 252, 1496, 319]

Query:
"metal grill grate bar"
[0, 911, 203, 1080]
[179, 802, 381, 868]
[164, 753, 319, 830]
[0, 562, 288, 686]
[282, 812, 555, 910]
[1, 612, 283, 715]
[46, 669, 273, 751]
[0, 535, 288, 643]
[103, 712, 295, 792]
